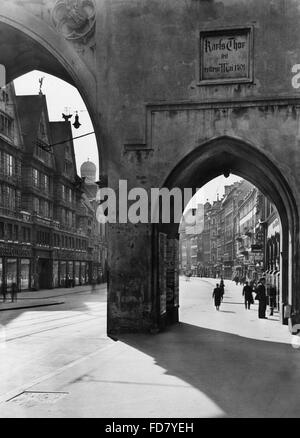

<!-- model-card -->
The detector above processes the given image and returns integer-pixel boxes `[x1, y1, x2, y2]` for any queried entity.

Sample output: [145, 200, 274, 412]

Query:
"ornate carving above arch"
[51, 0, 96, 41]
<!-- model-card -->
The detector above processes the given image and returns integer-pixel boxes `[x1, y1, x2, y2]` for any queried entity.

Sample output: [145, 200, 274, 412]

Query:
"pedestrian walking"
[255, 277, 267, 319]
[242, 281, 254, 309]
[11, 282, 18, 303]
[212, 284, 222, 311]
[66, 274, 73, 288]
[91, 279, 97, 293]
[220, 278, 225, 301]
[1, 284, 7, 302]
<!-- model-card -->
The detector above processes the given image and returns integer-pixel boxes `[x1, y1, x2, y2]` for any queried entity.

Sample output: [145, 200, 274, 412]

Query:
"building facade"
[0, 83, 105, 293]
[179, 180, 280, 288]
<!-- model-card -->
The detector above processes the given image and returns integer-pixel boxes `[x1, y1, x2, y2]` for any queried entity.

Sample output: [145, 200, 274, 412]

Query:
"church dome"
[80, 159, 96, 183]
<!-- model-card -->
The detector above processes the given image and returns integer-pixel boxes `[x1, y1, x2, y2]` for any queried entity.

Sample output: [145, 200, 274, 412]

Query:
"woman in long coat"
[212, 284, 222, 311]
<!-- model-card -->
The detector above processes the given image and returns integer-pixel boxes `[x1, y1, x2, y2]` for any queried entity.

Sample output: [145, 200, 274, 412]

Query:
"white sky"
[14, 70, 99, 178]
[185, 174, 242, 210]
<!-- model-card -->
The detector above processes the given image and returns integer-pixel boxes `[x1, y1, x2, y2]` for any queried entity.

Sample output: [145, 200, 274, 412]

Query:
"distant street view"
[180, 180, 280, 314]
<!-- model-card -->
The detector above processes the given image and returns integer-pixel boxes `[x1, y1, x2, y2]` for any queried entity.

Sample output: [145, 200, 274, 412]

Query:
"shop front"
[52, 252, 90, 289]
[20, 258, 30, 290]
[0, 245, 32, 292]
[53, 260, 59, 288]
[6, 258, 17, 292]
[74, 261, 80, 285]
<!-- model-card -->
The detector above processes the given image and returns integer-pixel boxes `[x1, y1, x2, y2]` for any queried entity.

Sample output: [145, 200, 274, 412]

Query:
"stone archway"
[155, 136, 300, 330]
[0, 1, 105, 171]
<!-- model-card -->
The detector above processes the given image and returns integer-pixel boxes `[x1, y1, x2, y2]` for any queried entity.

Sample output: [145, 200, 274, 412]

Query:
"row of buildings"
[179, 180, 280, 300]
[0, 82, 107, 293]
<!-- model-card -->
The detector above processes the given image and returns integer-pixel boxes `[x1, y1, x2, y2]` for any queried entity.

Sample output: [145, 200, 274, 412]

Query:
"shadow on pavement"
[119, 322, 300, 418]
[218, 310, 235, 314]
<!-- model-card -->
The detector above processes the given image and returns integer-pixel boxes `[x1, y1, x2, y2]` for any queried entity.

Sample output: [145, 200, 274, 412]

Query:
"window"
[67, 211, 72, 227]
[32, 168, 39, 187]
[0, 112, 13, 137]
[35, 140, 51, 164]
[7, 186, 16, 210]
[14, 159, 21, 179]
[33, 197, 39, 214]
[64, 160, 72, 175]
[2, 91, 9, 103]
[16, 190, 21, 210]
[13, 225, 18, 241]
[3, 153, 14, 176]
[37, 230, 50, 246]
[54, 234, 60, 247]
[43, 201, 49, 218]
[61, 208, 66, 224]
[44, 175, 50, 192]
[0, 222, 4, 239]
[0, 184, 3, 206]
[7, 223, 12, 240]
[22, 226, 31, 242]
[62, 185, 66, 200]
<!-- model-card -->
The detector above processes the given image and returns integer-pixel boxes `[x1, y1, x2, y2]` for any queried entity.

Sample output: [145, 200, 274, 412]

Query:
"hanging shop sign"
[199, 27, 253, 84]
[251, 244, 263, 253]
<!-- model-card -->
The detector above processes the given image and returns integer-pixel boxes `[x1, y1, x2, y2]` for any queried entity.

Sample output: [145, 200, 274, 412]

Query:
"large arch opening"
[0, 5, 111, 396]
[0, 4, 104, 170]
[155, 136, 300, 331]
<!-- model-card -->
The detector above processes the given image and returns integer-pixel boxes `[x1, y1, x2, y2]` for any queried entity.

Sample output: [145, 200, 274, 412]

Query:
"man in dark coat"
[242, 281, 254, 309]
[220, 278, 225, 301]
[212, 284, 222, 311]
[1, 284, 7, 303]
[256, 278, 267, 319]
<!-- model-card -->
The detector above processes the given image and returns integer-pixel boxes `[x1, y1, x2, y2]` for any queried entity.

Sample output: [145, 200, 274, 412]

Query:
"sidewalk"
[0, 283, 107, 311]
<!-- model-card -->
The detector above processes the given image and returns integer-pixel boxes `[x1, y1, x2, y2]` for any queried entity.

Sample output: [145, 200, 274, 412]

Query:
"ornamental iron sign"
[199, 27, 253, 85]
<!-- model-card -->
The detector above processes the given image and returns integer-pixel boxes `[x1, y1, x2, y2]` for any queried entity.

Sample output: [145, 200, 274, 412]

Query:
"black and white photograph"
[0, 0, 300, 422]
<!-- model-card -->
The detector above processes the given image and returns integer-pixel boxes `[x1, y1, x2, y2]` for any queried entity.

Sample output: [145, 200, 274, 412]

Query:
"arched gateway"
[0, 1, 105, 170]
[155, 136, 299, 329]
[1, 0, 300, 335]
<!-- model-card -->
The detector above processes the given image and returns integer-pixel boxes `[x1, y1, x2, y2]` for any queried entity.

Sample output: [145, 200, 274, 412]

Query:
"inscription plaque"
[199, 27, 253, 84]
